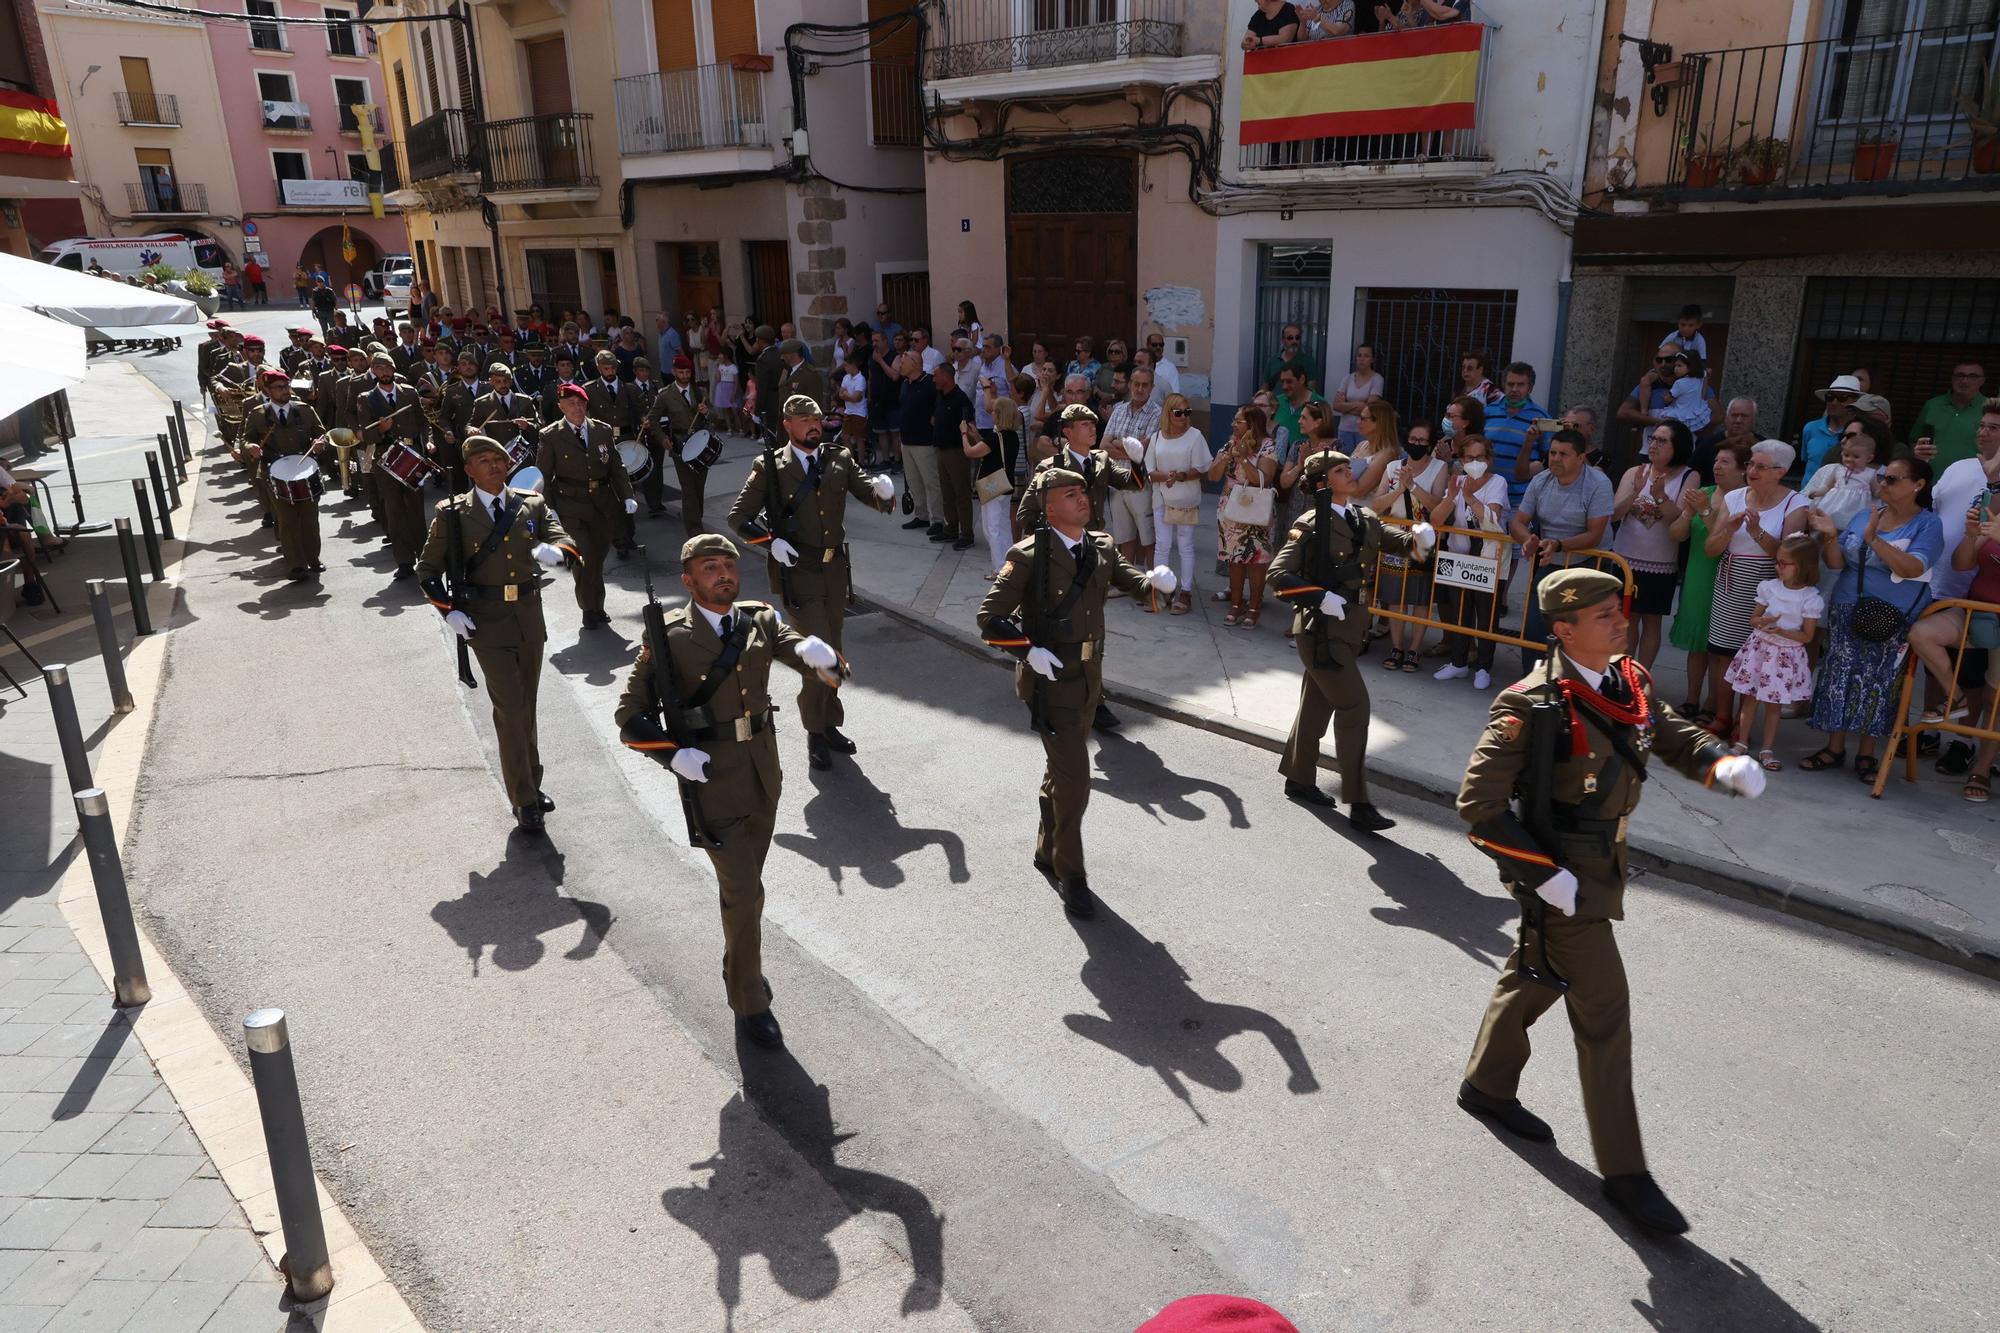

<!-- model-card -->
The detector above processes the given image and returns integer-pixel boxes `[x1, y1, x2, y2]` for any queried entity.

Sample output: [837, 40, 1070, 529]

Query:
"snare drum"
[503, 435, 535, 477]
[379, 440, 441, 491]
[509, 466, 545, 495]
[616, 438, 651, 483]
[268, 454, 321, 505]
[677, 428, 722, 470]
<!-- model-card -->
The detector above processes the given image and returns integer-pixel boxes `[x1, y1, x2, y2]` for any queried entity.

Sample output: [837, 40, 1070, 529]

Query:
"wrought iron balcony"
[1658, 18, 2000, 200]
[114, 91, 179, 126]
[924, 0, 1188, 82]
[614, 62, 769, 156]
[405, 107, 481, 182]
[480, 112, 598, 194]
[125, 180, 207, 215]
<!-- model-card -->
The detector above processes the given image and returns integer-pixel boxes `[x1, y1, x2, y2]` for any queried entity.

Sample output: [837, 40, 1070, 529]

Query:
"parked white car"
[362, 253, 411, 299]
[381, 257, 415, 316]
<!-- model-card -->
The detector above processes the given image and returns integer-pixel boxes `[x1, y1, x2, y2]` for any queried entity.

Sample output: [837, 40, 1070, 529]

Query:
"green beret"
[370, 351, 395, 368]
[1058, 403, 1098, 425]
[782, 393, 822, 421]
[681, 532, 739, 563]
[1301, 450, 1352, 484]
[486, 361, 514, 378]
[1038, 467, 1087, 493]
[754, 324, 778, 343]
[461, 434, 505, 462]
[1538, 567, 1624, 615]
[779, 338, 807, 357]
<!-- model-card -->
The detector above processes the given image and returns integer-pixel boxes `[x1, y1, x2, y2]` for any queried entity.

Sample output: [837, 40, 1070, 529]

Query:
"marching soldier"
[469, 363, 540, 466]
[390, 322, 426, 376]
[356, 351, 428, 579]
[1456, 568, 1765, 1235]
[515, 343, 553, 399]
[327, 344, 372, 501]
[197, 319, 229, 401]
[278, 327, 313, 377]
[418, 435, 580, 834]
[535, 383, 638, 628]
[1016, 402, 1148, 732]
[209, 332, 256, 451]
[976, 468, 1175, 918]
[541, 351, 580, 423]
[585, 349, 644, 559]
[650, 353, 709, 531]
[776, 338, 828, 413]
[1268, 450, 1435, 832]
[613, 532, 842, 1049]
[727, 394, 896, 771]
[240, 369, 328, 581]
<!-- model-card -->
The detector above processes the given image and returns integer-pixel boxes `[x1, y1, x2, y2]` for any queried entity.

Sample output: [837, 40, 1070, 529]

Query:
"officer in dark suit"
[1456, 567, 1764, 1234]
[614, 532, 842, 1049]
[976, 468, 1175, 919]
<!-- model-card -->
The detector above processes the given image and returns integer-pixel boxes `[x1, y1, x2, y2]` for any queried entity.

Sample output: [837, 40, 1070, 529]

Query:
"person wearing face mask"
[1369, 422, 1449, 670]
[1429, 435, 1512, 689]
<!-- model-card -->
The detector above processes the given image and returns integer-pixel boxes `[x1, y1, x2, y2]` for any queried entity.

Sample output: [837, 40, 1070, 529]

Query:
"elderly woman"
[1613, 421, 1699, 668]
[1801, 456, 1944, 780]
[1668, 440, 1747, 725]
[1703, 439, 1811, 735]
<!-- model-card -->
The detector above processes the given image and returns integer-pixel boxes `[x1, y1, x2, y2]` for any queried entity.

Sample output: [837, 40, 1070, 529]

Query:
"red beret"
[419, 335, 437, 347]
[557, 382, 588, 402]
[291, 326, 313, 337]
[325, 344, 347, 355]
[671, 354, 693, 370]
[206, 319, 227, 330]
[241, 335, 265, 348]
[1136, 1296, 1300, 1333]
[260, 369, 287, 385]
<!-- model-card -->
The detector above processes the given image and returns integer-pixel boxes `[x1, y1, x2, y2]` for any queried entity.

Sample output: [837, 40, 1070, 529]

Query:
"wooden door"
[525, 38, 571, 116]
[745, 239, 791, 330]
[120, 57, 158, 124]
[1005, 155, 1136, 359]
[881, 271, 929, 333]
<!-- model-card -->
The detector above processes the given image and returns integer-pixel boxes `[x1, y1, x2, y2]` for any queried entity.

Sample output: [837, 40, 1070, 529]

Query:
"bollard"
[114, 519, 152, 635]
[87, 581, 134, 713]
[43, 665, 93, 794]
[166, 414, 189, 474]
[73, 789, 149, 1007]
[172, 399, 189, 466]
[146, 451, 177, 539]
[243, 1011, 333, 1302]
[130, 481, 165, 583]
[162, 425, 186, 483]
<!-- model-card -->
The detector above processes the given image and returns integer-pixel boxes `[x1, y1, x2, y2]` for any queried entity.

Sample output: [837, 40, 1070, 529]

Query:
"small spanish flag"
[1239, 25, 1482, 145]
[0, 90, 71, 159]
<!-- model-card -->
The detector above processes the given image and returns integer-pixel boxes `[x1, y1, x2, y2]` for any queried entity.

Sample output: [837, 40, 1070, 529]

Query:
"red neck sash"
[1555, 658, 1650, 756]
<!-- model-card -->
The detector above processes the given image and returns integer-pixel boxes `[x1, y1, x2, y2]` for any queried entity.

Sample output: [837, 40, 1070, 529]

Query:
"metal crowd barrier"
[1873, 597, 2000, 798]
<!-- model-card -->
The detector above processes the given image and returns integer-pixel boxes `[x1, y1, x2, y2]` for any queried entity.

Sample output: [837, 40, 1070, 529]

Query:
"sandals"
[1919, 698, 1969, 726]
[1224, 604, 1244, 626]
[1170, 591, 1191, 616]
[1241, 607, 1262, 629]
[1381, 650, 1403, 671]
[1853, 755, 1880, 782]
[1757, 749, 1782, 772]
[1401, 651, 1419, 673]
[1967, 773, 1992, 804]
[1799, 747, 1846, 771]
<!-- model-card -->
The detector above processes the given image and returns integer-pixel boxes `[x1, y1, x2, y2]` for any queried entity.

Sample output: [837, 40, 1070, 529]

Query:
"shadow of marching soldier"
[429, 839, 612, 974]
[774, 764, 970, 892]
[663, 1040, 946, 1328]
[1062, 902, 1319, 1124]
[1088, 727, 1252, 830]
[1300, 801, 1517, 969]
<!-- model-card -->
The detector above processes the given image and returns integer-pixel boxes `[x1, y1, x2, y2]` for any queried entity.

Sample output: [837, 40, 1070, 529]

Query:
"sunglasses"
[1283, 335, 1301, 342]
[1170, 409, 1190, 418]
[1879, 473, 1912, 485]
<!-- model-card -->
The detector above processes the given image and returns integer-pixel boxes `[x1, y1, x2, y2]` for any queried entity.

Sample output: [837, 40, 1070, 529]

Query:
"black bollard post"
[164, 420, 187, 481]
[130, 481, 165, 582]
[146, 451, 177, 538]
[87, 580, 134, 713]
[172, 399, 190, 465]
[114, 519, 152, 635]
[43, 665, 93, 795]
[73, 789, 150, 1007]
[243, 1010, 334, 1302]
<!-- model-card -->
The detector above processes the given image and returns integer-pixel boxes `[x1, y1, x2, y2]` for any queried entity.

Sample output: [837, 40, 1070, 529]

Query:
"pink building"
[205, 0, 405, 297]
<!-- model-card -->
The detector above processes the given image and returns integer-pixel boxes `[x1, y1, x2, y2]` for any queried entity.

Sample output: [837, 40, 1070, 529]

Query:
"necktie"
[490, 497, 503, 525]
[1073, 538, 1096, 583]
[1602, 669, 1629, 705]
[718, 614, 734, 641]
[275, 407, 286, 425]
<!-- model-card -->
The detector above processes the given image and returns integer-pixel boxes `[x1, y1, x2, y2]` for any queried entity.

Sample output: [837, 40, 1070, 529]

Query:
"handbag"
[1847, 543, 1914, 644]
[975, 467, 1013, 504]
[1222, 482, 1274, 527]
[1165, 504, 1201, 525]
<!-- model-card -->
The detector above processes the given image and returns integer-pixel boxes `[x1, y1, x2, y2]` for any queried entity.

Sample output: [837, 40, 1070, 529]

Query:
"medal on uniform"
[1583, 773, 1599, 794]
[1635, 723, 1654, 754]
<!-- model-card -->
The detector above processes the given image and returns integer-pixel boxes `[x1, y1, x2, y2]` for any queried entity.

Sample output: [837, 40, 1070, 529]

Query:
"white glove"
[1535, 868, 1579, 916]
[798, 635, 838, 671]
[1319, 591, 1348, 619]
[1712, 754, 1767, 798]
[871, 475, 895, 503]
[531, 542, 564, 566]
[669, 748, 710, 783]
[1142, 565, 1177, 594]
[770, 537, 799, 567]
[445, 610, 475, 639]
[1121, 435, 1146, 462]
[1025, 646, 1063, 680]
[624, 497, 638, 516]
[1410, 522, 1437, 554]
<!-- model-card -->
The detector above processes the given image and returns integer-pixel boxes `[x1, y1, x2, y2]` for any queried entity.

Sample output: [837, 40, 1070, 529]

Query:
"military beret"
[205, 319, 227, 330]
[681, 532, 739, 564]
[782, 393, 822, 420]
[1538, 567, 1624, 615]
[498, 329, 517, 339]
[419, 335, 437, 348]
[633, 357, 651, 371]
[291, 327, 313, 338]
[1058, 403, 1098, 425]
[487, 361, 514, 378]
[461, 435, 505, 462]
[525, 343, 546, 353]
[364, 340, 387, 354]
[241, 336, 265, 349]
[259, 369, 287, 385]
[325, 343, 347, 356]
[1038, 467, 1087, 493]
[754, 324, 778, 343]
[370, 351, 395, 368]
[1300, 450, 1352, 484]
[557, 382, 588, 402]
[778, 338, 807, 357]
[552, 350, 576, 364]
[671, 354, 693, 371]
[595, 349, 617, 362]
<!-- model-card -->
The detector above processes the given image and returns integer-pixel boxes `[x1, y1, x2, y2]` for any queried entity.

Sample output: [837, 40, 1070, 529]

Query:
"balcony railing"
[480, 111, 597, 193]
[125, 180, 207, 214]
[114, 91, 179, 126]
[261, 104, 311, 132]
[1661, 20, 2000, 199]
[405, 107, 481, 181]
[614, 62, 768, 156]
[924, 0, 1187, 81]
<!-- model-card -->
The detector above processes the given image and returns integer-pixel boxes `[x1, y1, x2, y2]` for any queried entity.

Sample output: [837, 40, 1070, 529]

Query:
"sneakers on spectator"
[1473, 669, 1493, 690]
[1937, 740, 1974, 777]
[1435, 664, 1469, 681]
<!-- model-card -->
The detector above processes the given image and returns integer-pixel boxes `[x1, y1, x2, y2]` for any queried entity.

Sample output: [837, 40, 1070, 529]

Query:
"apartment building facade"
[0, 0, 81, 256]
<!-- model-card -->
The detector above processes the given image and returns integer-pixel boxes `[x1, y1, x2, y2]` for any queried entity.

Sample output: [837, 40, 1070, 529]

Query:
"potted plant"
[1956, 50, 2000, 173]
[182, 269, 220, 315]
[1730, 134, 1790, 186]
[1851, 128, 1900, 182]
[1680, 126, 1727, 188]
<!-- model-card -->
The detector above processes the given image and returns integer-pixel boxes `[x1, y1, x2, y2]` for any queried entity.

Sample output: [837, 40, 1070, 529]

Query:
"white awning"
[0, 304, 86, 419]
[0, 250, 200, 328]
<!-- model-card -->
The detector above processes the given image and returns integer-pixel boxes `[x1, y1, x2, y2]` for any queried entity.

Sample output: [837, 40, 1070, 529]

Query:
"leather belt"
[556, 478, 609, 496]
[694, 708, 775, 744]
[794, 541, 846, 565]
[462, 582, 543, 602]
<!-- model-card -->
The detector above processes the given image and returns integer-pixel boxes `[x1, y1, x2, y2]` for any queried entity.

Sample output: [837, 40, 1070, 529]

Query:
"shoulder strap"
[463, 497, 519, 575]
[684, 615, 753, 710]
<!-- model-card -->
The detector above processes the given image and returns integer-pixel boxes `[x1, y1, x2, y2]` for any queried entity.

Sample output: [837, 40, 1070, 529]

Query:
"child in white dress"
[1803, 432, 1879, 599]
[1724, 533, 1824, 769]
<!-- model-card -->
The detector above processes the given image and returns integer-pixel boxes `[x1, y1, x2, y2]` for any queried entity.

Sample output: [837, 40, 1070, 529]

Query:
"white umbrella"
[0, 250, 199, 329]
[0, 305, 85, 418]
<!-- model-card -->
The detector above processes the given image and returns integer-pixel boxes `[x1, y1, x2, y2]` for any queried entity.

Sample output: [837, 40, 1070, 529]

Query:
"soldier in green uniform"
[649, 354, 710, 531]
[539, 351, 580, 423]
[515, 343, 552, 400]
[197, 319, 228, 403]
[1268, 450, 1436, 832]
[613, 532, 842, 1049]
[777, 339, 828, 414]
[417, 435, 581, 834]
[327, 344, 372, 502]
[356, 351, 428, 580]
[727, 393, 897, 771]
[468, 363, 540, 474]
[586, 348, 645, 559]
[1456, 567, 1765, 1234]
[239, 369, 328, 581]
[976, 468, 1176, 919]
[536, 382, 638, 628]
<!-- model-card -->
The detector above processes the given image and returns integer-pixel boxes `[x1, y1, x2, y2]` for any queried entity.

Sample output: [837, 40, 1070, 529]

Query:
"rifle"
[444, 500, 477, 689]
[758, 424, 797, 610]
[1027, 524, 1054, 736]
[639, 547, 719, 849]
[1513, 698, 1569, 992]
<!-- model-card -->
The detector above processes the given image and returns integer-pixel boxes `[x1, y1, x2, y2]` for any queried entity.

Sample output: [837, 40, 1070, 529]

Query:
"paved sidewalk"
[674, 432, 2000, 973]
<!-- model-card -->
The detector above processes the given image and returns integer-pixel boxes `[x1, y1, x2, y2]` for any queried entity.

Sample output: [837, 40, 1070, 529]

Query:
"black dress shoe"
[952, 536, 975, 551]
[736, 1010, 784, 1049]
[536, 791, 555, 812]
[1061, 877, 1096, 920]
[1033, 855, 1055, 881]
[902, 517, 929, 530]
[926, 523, 945, 539]
[309, 562, 326, 572]
[1602, 1173, 1689, 1234]
[929, 527, 954, 542]
[261, 512, 275, 528]
[1092, 702, 1120, 731]
[1457, 1079, 1554, 1142]
[1285, 781, 1335, 807]
[288, 567, 311, 582]
[515, 804, 546, 835]
[648, 504, 668, 516]
[807, 733, 832, 770]
[821, 727, 857, 755]
[394, 564, 413, 580]
[1348, 802, 1397, 833]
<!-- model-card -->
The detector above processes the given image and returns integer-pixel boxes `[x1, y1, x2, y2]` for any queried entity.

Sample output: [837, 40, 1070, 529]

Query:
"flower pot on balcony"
[1683, 152, 1726, 188]
[729, 53, 773, 73]
[1974, 139, 2000, 173]
[1851, 139, 1899, 182]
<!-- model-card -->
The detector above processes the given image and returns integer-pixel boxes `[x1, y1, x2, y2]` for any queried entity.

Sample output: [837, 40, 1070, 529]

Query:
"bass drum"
[676, 428, 722, 470]
[616, 438, 651, 484]
[508, 465, 545, 495]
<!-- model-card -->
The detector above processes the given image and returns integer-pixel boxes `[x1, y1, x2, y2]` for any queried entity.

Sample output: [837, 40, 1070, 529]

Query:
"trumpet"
[211, 380, 250, 428]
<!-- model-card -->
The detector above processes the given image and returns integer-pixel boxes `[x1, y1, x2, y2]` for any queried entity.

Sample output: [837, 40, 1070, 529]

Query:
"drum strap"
[463, 498, 519, 576]
[686, 615, 753, 711]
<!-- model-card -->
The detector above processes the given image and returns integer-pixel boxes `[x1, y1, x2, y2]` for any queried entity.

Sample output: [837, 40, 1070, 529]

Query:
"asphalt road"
[109, 320, 1998, 1332]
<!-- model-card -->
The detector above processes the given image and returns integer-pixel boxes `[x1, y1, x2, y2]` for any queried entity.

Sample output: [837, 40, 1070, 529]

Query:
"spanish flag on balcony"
[0, 90, 72, 159]
[1239, 25, 1482, 145]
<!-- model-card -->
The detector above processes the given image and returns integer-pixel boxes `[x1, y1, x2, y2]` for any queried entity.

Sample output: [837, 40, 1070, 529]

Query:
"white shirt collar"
[694, 602, 734, 635]
[790, 444, 820, 470]
[1066, 448, 1092, 468]
[473, 485, 505, 512]
[1053, 528, 1084, 554]
[1558, 651, 1605, 691]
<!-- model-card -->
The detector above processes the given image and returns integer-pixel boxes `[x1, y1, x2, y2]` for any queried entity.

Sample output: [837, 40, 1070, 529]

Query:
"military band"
[536, 382, 638, 628]
[650, 354, 710, 534]
[238, 369, 328, 581]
